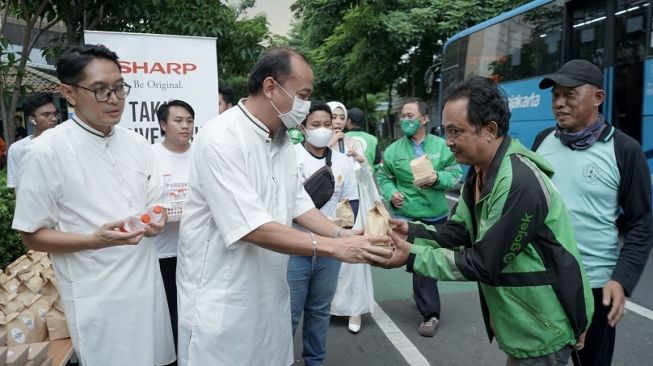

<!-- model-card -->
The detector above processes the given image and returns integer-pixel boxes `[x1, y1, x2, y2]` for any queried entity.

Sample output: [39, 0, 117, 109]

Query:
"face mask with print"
[305, 127, 333, 148]
[269, 80, 310, 129]
[400, 118, 421, 137]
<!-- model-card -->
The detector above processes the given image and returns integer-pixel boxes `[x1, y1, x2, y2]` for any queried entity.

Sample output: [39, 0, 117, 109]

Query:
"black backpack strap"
[532, 127, 555, 151]
[325, 147, 332, 167]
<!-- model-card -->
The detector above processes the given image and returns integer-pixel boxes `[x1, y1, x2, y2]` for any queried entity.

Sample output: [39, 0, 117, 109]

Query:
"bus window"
[571, 2, 607, 68]
[465, 22, 509, 80]
[615, 0, 647, 65]
[460, 2, 563, 83]
[504, 4, 562, 81]
[441, 37, 466, 89]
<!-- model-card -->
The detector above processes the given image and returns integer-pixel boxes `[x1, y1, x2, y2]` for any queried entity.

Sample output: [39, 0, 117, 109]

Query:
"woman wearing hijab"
[326, 101, 380, 333]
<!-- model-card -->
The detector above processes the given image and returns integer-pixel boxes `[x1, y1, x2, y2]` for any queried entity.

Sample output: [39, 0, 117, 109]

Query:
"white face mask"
[269, 80, 310, 128]
[304, 127, 333, 148]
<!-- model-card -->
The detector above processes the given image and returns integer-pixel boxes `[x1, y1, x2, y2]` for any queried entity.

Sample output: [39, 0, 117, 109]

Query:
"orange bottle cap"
[152, 205, 163, 214]
[140, 214, 151, 223]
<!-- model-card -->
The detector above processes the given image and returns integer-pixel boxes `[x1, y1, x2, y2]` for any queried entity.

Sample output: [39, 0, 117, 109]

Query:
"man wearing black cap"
[345, 107, 382, 168]
[534, 59, 653, 366]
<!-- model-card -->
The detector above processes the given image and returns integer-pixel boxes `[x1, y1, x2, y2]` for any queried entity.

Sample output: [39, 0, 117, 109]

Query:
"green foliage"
[7, 0, 272, 112]
[0, 169, 26, 270]
[291, 0, 527, 104]
[89, 0, 271, 90]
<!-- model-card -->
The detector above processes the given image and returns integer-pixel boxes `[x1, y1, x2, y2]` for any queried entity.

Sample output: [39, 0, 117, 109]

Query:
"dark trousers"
[159, 257, 178, 366]
[413, 216, 446, 320]
[572, 288, 616, 366]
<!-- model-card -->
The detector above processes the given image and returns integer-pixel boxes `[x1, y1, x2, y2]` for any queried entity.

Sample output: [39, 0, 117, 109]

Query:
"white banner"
[84, 31, 218, 143]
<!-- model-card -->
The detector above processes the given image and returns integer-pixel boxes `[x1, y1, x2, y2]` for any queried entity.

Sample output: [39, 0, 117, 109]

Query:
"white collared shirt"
[177, 100, 314, 365]
[12, 116, 174, 365]
[6, 135, 34, 188]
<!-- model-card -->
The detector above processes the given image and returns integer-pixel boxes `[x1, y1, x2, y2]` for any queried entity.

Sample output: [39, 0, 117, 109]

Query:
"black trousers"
[572, 288, 616, 366]
[413, 216, 446, 320]
[159, 257, 178, 366]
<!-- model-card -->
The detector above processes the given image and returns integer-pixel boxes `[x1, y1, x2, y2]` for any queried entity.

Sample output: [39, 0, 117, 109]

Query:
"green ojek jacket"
[405, 137, 594, 359]
[377, 134, 462, 219]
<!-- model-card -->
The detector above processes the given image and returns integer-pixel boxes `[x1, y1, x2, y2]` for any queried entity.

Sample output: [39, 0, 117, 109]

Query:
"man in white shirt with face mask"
[176, 48, 392, 366]
[288, 100, 359, 366]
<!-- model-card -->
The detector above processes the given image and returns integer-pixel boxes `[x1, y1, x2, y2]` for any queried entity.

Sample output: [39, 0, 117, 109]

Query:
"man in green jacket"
[381, 77, 593, 364]
[377, 97, 462, 337]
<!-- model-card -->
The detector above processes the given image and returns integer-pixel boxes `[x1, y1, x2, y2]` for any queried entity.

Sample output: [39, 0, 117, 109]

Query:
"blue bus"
[440, 0, 653, 179]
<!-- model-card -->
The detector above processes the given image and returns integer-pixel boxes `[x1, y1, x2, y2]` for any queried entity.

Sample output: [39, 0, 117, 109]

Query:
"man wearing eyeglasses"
[6, 92, 59, 189]
[12, 44, 175, 366]
[383, 77, 594, 365]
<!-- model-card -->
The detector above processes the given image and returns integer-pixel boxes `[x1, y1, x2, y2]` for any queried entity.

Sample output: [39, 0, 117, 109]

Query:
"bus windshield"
[441, 1, 562, 88]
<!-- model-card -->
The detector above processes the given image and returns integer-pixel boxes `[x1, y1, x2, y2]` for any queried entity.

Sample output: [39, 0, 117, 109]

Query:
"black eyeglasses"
[66, 82, 131, 102]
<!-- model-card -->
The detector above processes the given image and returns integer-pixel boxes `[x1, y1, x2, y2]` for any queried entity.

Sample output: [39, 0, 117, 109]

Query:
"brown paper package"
[336, 199, 355, 228]
[410, 155, 436, 186]
[45, 299, 69, 341]
[364, 201, 391, 242]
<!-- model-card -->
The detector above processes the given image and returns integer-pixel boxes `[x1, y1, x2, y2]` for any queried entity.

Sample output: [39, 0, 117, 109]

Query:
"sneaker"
[418, 317, 439, 337]
[348, 315, 362, 333]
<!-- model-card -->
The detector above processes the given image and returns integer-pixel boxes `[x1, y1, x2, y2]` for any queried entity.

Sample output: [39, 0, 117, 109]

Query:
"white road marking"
[371, 301, 431, 366]
[625, 300, 653, 321]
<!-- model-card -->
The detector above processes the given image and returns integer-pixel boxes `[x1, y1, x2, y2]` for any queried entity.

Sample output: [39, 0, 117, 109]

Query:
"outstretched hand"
[389, 218, 409, 241]
[333, 234, 394, 264]
[144, 209, 168, 238]
[371, 227, 412, 269]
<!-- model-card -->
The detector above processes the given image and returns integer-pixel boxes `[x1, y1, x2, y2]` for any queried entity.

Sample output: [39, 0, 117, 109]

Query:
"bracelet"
[334, 227, 342, 238]
[309, 232, 317, 265]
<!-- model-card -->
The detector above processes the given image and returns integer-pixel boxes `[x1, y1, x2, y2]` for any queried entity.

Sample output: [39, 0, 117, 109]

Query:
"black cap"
[539, 59, 604, 89]
[348, 107, 365, 125]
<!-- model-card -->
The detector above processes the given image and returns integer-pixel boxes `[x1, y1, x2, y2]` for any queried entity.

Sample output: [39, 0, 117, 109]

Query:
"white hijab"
[327, 101, 347, 122]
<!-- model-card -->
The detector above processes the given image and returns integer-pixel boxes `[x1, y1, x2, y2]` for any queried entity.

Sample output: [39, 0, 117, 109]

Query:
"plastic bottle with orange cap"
[118, 205, 165, 233]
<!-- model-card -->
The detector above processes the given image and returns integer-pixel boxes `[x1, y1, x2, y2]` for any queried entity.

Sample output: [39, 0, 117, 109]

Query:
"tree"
[290, 0, 526, 111]
[1, 0, 61, 145]
[87, 0, 272, 100]
[1, 0, 273, 144]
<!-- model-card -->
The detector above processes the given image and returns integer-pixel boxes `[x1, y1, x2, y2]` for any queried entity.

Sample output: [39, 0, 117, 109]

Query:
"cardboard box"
[7, 344, 29, 366]
[27, 342, 49, 364]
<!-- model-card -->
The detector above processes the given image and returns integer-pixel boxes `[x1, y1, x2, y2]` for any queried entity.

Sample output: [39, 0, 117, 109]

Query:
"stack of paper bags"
[1, 250, 69, 349]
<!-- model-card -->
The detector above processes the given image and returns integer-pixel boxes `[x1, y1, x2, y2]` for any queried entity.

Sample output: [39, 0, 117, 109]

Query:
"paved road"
[293, 196, 653, 365]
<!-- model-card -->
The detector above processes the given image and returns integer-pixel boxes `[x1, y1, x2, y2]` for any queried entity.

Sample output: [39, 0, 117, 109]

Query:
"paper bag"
[6, 255, 32, 277]
[0, 272, 9, 285]
[45, 298, 69, 341]
[335, 199, 355, 228]
[2, 310, 32, 345]
[410, 155, 436, 186]
[21, 272, 44, 294]
[23, 295, 49, 343]
[364, 201, 391, 239]
[0, 289, 19, 313]
[38, 275, 59, 307]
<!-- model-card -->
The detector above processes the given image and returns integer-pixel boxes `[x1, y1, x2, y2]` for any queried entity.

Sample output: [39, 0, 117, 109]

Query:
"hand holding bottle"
[115, 205, 167, 238]
[95, 220, 146, 247]
[143, 205, 168, 238]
